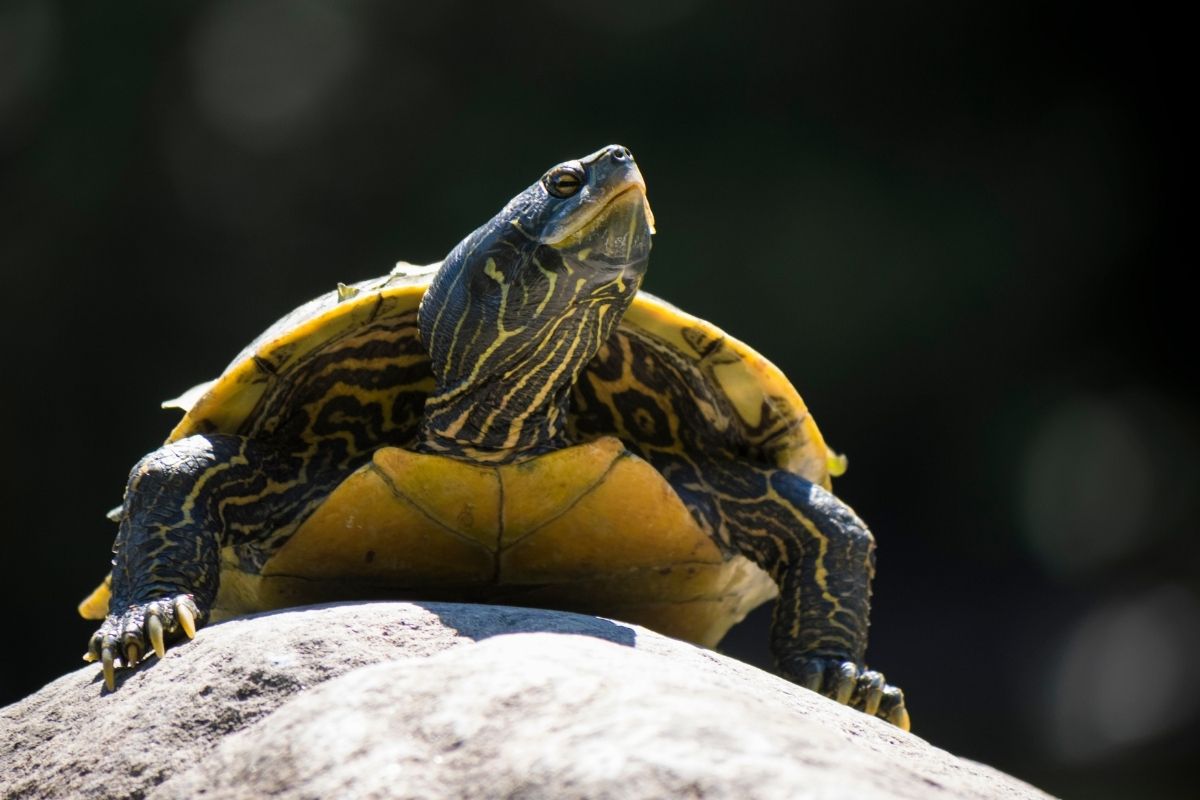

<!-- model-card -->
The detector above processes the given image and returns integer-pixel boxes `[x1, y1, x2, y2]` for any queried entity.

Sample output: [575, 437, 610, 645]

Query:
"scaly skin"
[82, 146, 910, 729]
[85, 433, 340, 690]
[754, 474, 908, 730]
[665, 461, 909, 730]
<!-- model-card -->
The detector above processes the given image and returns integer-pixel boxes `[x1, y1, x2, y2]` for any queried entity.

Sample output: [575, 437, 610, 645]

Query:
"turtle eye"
[543, 166, 584, 199]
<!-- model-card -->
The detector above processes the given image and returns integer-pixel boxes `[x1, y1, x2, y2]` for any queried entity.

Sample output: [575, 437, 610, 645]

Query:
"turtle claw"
[879, 686, 911, 731]
[832, 661, 858, 705]
[176, 597, 197, 639]
[855, 669, 886, 717]
[148, 614, 166, 658]
[85, 593, 206, 690]
[796, 659, 825, 692]
[101, 645, 116, 691]
[780, 655, 911, 731]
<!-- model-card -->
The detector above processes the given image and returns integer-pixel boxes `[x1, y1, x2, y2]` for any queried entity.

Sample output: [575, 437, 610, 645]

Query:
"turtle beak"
[544, 145, 655, 245]
[631, 169, 656, 235]
[546, 175, 654, 269]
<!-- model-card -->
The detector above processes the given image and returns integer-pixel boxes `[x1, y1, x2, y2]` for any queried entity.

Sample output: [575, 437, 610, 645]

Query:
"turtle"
[80, 144, 909, 728]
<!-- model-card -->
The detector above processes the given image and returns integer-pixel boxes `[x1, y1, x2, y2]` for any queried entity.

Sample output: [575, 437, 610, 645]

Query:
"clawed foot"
[780, 655, 910, 731]
[84, 594, 204, 690]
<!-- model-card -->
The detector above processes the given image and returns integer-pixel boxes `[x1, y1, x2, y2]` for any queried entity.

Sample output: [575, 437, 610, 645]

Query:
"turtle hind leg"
[85, 433, 312, 690]
[701, 462, 910, 730]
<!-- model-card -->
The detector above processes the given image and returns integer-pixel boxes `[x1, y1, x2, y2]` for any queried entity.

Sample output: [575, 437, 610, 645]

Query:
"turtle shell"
[159, 262, 843, 646]
[167, 261, 839, 485]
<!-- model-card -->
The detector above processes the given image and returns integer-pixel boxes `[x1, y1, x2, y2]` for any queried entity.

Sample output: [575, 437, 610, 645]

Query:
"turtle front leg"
[85, 433, 301, 690]
[712, 464, 910, 730]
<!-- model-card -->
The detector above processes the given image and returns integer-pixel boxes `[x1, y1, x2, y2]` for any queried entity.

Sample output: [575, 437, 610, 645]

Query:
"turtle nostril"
[611, 146, 631, 162]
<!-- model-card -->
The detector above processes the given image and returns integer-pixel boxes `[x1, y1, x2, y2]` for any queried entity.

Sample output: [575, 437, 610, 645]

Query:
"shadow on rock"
[413, 600, 639, 647]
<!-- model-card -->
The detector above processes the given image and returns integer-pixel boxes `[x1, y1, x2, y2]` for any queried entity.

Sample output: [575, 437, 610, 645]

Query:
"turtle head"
[418, 145, 655, 460]
[510, 143, 655, 268]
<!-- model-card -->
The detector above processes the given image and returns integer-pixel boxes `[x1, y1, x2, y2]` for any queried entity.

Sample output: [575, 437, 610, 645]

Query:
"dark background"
[1, 2, 1193, 797]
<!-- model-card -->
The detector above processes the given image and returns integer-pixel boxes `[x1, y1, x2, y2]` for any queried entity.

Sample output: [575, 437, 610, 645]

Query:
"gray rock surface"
[1, 603, 1054, 800]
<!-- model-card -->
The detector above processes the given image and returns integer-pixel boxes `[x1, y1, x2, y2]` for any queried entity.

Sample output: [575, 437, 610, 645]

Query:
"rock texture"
[1, 603, 1054, 800]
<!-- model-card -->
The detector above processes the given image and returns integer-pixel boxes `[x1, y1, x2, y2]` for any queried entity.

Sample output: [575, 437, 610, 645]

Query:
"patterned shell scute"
[166, 264, 439, 444]
[162, 267, 832, 491]
[573, 292, 833, 489]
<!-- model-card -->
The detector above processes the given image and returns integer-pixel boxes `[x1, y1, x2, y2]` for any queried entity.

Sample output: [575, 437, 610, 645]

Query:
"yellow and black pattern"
[89, 310, 439, 682]
[82, 145, 906, 727]
[418, 243, 640, 461]
[227, 309, 434, 560]
[571, 325, 876, 669]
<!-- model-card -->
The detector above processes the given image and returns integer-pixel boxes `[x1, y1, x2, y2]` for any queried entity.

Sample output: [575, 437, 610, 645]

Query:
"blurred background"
[1, 2, 1192, 797]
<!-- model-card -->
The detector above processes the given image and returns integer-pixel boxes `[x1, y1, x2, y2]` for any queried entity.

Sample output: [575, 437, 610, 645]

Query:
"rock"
[0, 603, 1054, 800]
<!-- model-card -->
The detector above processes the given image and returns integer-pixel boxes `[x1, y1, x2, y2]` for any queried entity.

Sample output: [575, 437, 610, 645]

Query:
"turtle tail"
[78, 572, 112, 620]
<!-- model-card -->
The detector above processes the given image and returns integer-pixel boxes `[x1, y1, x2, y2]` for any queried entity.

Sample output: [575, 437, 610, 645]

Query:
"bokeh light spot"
[1020, 396, 1154, 573]
[1047, 586, 1200, 762]
[0, 0, 57, 139]
[190, 0, 359, 152]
